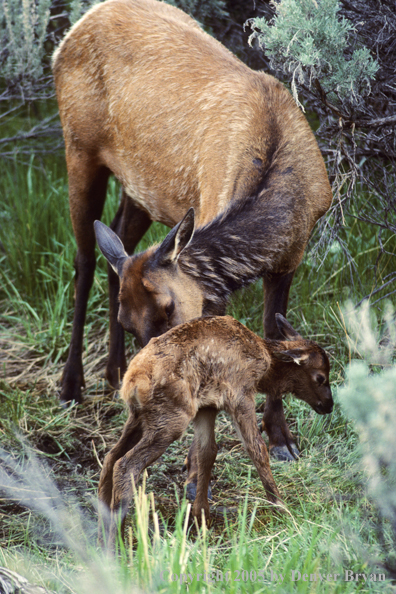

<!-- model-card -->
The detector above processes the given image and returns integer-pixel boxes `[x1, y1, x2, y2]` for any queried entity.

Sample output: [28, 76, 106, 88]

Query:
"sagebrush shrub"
[247, 0, 378, 110]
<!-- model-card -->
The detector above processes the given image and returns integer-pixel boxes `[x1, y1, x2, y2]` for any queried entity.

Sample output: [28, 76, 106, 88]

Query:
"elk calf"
[98, 314, 333, 547]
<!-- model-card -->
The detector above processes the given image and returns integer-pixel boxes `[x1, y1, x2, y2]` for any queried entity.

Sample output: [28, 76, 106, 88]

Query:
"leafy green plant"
[1, 0, 52, 89]
[246, 0, 396, 303]
[248, 0, 378, 110]
[338, 301, 396, 576]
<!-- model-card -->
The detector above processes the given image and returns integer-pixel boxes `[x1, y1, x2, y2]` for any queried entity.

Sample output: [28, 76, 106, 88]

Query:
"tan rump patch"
[120, 371, 151, 406]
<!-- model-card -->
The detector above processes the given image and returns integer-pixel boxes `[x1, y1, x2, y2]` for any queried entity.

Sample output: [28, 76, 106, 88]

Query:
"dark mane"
[178, 185, 304, 311]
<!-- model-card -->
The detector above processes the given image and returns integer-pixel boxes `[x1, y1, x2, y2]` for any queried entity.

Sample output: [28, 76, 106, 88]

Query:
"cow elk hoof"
[59, 380, 83, 407]
[270, 444, 299, 462]
[105, 366, 125, 391]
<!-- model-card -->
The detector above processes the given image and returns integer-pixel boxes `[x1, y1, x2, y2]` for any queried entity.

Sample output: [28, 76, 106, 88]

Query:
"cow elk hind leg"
[262, 273, 300, 461]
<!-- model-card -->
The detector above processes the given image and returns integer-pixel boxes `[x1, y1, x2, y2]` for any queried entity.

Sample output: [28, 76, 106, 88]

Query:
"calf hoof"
[270, 444, 300, 462]
[185, 481, 213, 502]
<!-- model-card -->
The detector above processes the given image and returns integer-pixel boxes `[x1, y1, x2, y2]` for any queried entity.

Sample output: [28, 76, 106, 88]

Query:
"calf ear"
[155, 208, 195, 265]
[275, 313, 303, 340]
[273, 348, 310, 365]
[94, 220, 128, 276]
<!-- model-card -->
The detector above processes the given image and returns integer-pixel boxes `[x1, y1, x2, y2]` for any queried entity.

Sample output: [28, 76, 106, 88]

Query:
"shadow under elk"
[98, 314, 333, 549]
[52, 0, 332, 488]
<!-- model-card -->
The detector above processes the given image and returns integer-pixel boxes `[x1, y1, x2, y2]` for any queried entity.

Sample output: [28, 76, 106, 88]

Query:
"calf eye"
[316, 374, 326, 385]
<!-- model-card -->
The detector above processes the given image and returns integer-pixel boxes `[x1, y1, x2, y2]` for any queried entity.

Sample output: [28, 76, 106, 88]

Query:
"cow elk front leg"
[60, 157, 110, 405]
[106, 193, 152, 389]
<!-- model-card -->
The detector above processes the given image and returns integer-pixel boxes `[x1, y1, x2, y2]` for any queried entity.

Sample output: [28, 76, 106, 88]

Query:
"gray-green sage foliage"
[339, 302, 396, 576]
[247, 0, 378, 111]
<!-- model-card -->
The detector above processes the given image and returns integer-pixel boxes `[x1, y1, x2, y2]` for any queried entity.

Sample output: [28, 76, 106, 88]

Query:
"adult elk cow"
[53, 0, 332, 467]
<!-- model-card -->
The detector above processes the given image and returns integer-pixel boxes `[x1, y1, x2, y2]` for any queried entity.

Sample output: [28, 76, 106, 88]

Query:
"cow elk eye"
[316, 374, 326, 385]
[165, 301, 175, 319]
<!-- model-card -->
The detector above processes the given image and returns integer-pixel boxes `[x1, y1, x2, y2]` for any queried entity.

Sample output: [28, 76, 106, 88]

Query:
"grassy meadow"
[0, 152, 395, 594]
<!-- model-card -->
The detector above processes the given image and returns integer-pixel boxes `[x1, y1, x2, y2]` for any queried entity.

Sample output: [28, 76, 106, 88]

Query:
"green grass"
[0, 153, 395, 593]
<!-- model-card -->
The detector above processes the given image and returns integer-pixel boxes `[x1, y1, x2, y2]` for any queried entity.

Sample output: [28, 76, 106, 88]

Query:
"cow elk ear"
[155, 208, 195, 265]
[275, 313, 303, 340]
[273, 348, 310, 365]
[94, 220, 128, 276]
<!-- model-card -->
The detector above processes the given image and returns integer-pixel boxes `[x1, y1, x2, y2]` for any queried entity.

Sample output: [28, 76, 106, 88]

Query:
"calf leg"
[184, 436, 214, 503]
[108, 408, 191, 550]
[191, 408, 217, 524]
[184, 301, 228, 501]
[60, 153, 110, 405]
[262, 395, 299, 461]
[233, 398, 281, 505]
[184, 436, 199, 501]
[262, 270, 299, 461]
[106, 193, 152, 388]
[98, 410, 142, 545]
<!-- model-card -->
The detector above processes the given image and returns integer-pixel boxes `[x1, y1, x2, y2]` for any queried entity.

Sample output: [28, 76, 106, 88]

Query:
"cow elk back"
[53, 0, 332, 403]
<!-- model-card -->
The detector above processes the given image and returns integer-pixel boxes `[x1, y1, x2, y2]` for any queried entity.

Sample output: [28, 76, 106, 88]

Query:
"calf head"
[94, 209, 203, 346]
[272, 314, 333, 415]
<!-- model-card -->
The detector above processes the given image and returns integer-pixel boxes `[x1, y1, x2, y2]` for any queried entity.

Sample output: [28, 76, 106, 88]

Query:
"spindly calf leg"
[184, 437, 198, 500]
[262, 395, 299, 461]
[98, 410, 142, 545]
[109, 409, 191, 550]
[191, 407, 217, 523]
[233, 399, 281, 505]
